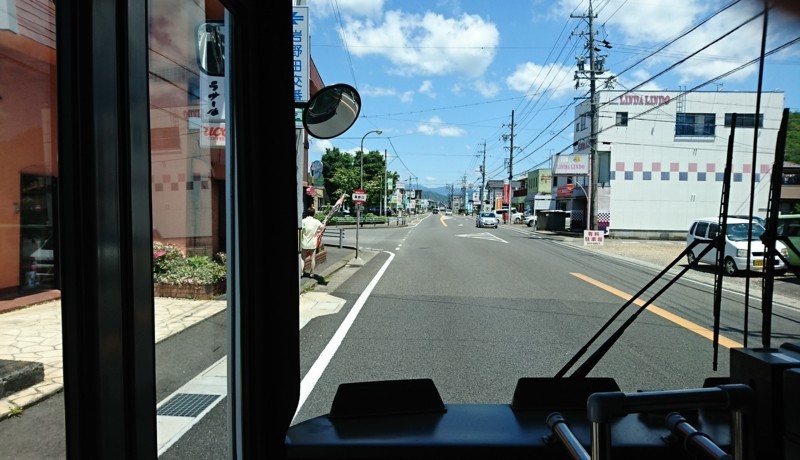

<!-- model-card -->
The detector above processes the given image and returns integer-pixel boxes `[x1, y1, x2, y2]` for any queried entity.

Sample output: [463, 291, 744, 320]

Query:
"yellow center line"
[570, 272, 742, 349]
[440, 216, 447, 227]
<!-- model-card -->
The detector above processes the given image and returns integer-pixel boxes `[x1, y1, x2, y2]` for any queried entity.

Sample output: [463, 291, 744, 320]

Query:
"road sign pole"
[351, 190, 367, 263]
[356, 204, 360, 259]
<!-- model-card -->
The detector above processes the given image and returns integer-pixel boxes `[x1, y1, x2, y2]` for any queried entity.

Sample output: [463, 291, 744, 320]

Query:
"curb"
[300, 246, 356, 294]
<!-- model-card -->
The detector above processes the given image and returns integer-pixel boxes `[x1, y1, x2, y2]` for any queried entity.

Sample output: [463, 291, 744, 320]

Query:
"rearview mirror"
[197, 22, 224, 77]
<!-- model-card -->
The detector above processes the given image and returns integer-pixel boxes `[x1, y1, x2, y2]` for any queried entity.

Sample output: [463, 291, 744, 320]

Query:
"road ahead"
[5, 213, 797, 458]
[292, 213, 800, 425]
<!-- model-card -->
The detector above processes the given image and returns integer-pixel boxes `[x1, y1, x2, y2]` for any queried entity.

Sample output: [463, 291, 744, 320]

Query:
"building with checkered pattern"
[551, 90, 785, 238]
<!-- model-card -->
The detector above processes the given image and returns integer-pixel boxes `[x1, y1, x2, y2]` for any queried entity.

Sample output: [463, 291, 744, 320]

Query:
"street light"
[567, 180, 590, 230]
[354, 129, 382, 264]
[360, 130, 382, 189]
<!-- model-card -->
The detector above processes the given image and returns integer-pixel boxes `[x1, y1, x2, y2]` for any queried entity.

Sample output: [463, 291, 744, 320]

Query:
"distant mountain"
[416, 185, 478, 207]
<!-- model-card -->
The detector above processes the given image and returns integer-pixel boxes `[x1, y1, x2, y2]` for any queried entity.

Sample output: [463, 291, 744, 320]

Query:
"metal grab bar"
[545, 412, 590, 460]
[587, 384, 753, 460]
[665, 412, 732, 460]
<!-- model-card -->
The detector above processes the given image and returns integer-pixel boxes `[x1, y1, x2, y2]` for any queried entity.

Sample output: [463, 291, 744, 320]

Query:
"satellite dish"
[301, 83, 361, 139]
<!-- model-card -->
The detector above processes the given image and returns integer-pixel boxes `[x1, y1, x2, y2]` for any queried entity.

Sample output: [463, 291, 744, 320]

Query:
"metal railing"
[322, 228, 345, 248]
[546, 384, 752, 460]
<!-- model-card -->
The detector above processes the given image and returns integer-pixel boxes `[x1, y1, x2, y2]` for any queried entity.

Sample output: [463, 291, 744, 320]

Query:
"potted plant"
[152, 242, 227, 299]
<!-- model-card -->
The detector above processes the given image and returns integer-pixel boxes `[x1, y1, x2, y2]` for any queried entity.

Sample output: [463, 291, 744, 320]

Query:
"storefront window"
[148, 1, 230, 457]
[0, 0, 64, 452]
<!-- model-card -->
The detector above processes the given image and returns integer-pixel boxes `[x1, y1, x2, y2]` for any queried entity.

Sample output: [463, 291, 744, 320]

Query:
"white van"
[686, 217, 788, 276]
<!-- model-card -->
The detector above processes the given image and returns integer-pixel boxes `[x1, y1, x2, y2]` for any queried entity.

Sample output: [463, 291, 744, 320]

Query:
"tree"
[786, 111, 800, 164]
[321, 147, 355, 207]
[362, 151, 386, 208]
[321, 147, 398, 211]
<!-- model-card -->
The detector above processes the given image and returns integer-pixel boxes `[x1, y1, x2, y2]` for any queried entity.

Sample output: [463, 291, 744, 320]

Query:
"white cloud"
[506, 62, 575, 99]
[311, 0, 385, 20]
[400, 91, 414, 103]
[341, 10, 500, 77]
[417, 116, 466, 137]
[552, 0, 798, 87]
[359, 84, 397, 97]
[471, 79, 501, 98]
[419, 80, 435, 97]
[309, 138, 334, 158]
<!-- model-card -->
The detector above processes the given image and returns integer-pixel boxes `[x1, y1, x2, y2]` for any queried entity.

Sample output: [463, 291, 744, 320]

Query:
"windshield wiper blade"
[556, 239, 714, 379]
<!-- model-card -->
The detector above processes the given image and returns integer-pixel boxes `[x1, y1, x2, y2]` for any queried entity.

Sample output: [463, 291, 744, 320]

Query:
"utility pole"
[408, 175, 418, 213]
[382, 149, 387, 217]
[572, 0, 612, 231]
[502, 111, 516, 221]
[508, 110, 515, 215]
[479, 141, 486, 212]
[448, 184, 454, 210]
[460, 175, 467, 214]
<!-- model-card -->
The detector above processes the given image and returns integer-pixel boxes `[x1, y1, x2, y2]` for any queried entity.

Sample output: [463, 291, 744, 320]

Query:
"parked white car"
[686, 217, 788, 276]
[525, 214, 537, 228]
[495, 208, 523, 223]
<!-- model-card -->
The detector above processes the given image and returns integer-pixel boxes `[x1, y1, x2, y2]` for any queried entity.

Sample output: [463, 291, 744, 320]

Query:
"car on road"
[445, 209, 453, 216]
[432, 208, 439, 214]
[525, 214, 537, 228]
[476, 211, 498, 228]
[730, 214, 767, 228]
[776, 214, 800, 267]
[686, 216, 788, 276]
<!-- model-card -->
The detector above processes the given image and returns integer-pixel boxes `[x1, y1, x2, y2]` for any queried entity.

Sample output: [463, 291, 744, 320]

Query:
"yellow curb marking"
[571, 272, 742, 349]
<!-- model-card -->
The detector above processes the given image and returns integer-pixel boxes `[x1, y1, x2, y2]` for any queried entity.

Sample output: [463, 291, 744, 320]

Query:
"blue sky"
[305, 0, 800, 191]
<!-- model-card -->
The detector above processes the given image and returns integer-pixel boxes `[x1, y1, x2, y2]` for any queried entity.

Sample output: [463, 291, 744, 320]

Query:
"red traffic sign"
[352, 189, 367, 204]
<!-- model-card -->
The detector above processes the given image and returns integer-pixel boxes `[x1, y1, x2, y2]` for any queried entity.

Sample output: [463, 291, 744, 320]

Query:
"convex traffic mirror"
[300, 83, 361, 139]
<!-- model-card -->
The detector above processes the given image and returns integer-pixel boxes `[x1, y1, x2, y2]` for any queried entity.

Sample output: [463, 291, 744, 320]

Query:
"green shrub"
[152, 242, 226, 285]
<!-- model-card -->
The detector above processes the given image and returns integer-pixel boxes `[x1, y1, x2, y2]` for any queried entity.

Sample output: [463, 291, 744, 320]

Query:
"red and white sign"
[200, 122, 226, 147]
[583, 230, 604, 246]
[352, 189, 367, 204]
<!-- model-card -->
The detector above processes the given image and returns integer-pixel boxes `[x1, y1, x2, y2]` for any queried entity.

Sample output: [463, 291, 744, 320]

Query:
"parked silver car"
[476, 211, 498, 229]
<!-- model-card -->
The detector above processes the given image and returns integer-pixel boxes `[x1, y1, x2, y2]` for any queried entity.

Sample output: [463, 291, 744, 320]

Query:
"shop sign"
[554, 154, 588, 175]
[200, 122, 226, 147]
[584, 230, 604, 246]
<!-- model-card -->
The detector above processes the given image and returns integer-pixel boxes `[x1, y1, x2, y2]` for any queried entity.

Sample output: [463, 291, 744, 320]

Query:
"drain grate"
[157, 393, 220, 417]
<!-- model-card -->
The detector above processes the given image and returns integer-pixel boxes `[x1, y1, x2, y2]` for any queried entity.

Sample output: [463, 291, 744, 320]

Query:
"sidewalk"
[0, 244, 358, 421]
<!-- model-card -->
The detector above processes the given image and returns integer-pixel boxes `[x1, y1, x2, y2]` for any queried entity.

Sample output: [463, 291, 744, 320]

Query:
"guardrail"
[322, 227, 346, 248]
[328, 216, 407, 227]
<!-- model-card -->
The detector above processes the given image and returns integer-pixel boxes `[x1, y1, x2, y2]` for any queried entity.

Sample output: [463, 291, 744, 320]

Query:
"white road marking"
[457, 233, 508, 243]
[293, 251, 396, 423]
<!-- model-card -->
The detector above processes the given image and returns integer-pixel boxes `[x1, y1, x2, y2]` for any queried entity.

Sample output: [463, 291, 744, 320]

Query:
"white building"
[555, 90, 785, 238]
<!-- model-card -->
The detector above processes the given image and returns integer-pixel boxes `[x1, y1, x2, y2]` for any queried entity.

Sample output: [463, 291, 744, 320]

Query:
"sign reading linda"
[554, 154, 588, 175]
